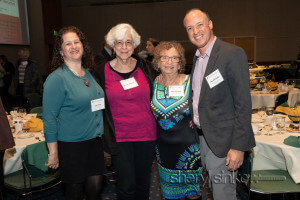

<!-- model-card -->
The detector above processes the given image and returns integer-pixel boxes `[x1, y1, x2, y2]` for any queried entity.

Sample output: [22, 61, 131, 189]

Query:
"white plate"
[17, 133, 34, 139]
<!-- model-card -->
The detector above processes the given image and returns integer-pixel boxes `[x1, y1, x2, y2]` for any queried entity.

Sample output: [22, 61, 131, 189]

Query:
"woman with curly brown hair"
[43, 26, 105, 200]
[151, 41, 202, 200]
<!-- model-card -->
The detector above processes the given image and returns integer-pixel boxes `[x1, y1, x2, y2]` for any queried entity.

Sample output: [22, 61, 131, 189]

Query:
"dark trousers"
[112, 141, 156, 200]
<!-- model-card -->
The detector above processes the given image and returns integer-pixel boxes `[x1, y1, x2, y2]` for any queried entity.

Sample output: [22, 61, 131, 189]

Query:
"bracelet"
[48, 153, 56, 156]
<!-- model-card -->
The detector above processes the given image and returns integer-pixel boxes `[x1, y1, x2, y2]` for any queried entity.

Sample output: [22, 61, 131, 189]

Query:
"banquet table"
[251, 91, 287, 109]
[3, 131, 45, 175]
[252, 114, 300, 183]
[3, 114, 45, 175]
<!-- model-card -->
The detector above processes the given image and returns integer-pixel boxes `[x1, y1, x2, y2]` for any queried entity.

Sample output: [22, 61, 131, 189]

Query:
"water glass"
[266, 107, 274, 116]
[276, 117, 285, 134]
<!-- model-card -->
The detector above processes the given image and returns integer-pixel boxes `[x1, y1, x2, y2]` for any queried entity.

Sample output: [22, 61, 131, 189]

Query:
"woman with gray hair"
[151, 41, 202, 200]
[94, 23, 157, 200]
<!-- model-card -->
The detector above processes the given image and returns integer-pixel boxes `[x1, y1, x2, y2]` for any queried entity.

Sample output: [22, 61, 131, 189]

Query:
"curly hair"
[51, 26, 95, 72]
[152, 41, 186, 73]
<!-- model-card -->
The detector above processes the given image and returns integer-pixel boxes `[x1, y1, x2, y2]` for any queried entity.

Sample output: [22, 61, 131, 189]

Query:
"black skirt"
[58, 137, 105, 183]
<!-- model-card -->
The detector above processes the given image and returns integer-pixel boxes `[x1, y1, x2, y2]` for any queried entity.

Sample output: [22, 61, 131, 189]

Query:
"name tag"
[91, 98, 105, 112]
[205, 69, 224, 88]
[120, 77, 139, 90]
[169, 85, 184, 97]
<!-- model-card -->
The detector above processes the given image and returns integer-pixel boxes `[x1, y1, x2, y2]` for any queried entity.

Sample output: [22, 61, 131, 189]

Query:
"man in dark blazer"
[184, 9, 255, 200]
[94, 37, 114, 66]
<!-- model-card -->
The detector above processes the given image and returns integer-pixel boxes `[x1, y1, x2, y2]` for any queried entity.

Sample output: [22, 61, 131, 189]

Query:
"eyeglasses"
[115, 40, 133, 48]
[160, 56, 180, 63]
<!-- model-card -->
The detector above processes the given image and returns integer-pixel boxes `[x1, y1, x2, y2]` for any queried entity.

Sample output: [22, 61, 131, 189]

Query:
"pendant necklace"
[69, 67, 90, 87]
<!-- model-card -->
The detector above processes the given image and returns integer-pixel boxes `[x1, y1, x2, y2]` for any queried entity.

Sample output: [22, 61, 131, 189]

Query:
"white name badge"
[169, 85, 184, 97]
[205, 69, 224, 89]
[91, 98, 105, 112]
[120, 77, 139, 90]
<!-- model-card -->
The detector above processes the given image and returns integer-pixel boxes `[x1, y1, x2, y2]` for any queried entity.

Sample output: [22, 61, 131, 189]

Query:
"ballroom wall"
[61, 0, 300, 64]
[0, 0, 300, 78]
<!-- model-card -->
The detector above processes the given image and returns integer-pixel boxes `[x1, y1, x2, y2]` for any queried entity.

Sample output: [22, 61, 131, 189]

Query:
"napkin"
[283, 136, 300, 148]
[26, 141, 48, 172]
[23, 118, 43, 132]
[275, 105, 300, 116]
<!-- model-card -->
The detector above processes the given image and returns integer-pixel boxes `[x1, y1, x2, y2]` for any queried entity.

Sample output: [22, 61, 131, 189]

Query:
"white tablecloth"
[251, 91, 287, 109]
[287, 90, 300, 107]
[252, 114, 300, 183]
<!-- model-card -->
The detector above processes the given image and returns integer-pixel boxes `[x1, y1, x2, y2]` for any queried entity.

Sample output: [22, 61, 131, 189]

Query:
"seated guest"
[43, 26, 105, 200]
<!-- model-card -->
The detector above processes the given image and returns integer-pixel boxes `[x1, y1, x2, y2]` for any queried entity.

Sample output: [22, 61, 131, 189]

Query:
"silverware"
[35, 136, 41, 141]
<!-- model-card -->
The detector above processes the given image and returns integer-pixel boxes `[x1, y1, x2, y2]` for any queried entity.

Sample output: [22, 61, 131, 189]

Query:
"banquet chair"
[4, 141, 61, 199]
[238, 151, 300, 200]
[274, 93, 288, 108]
[29, 106, 43, 114]
[25, 93, 42, 113]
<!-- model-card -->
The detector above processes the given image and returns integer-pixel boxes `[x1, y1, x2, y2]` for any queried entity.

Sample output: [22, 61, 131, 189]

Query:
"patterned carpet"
[4, 161, 299, 200]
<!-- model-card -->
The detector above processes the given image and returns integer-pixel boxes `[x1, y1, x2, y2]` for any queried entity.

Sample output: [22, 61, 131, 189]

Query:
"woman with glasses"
[94, 23, 156, 200]
[151, 41, 202, 200]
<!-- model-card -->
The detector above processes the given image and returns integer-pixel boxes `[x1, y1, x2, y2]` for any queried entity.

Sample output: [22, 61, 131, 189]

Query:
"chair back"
[29, 106, 43, 114]
[25, 93, 42, 113]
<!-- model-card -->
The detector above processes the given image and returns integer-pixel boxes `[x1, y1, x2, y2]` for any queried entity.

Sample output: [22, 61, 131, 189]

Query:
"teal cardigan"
[43, 65, 104, 143]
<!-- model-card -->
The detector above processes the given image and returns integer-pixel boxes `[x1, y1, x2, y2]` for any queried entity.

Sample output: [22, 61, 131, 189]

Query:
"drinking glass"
[258, 107, 266, 118]
[276, 117, 285, 134]
[266, 107, 274, 116]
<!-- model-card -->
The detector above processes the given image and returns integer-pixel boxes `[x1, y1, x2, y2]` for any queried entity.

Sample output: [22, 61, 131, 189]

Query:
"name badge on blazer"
[205, 69, 224, 88]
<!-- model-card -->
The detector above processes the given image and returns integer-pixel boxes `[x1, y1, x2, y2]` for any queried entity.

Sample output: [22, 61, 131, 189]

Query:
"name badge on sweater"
[169, 85, 184, 97]
[120, 77, 139, 90]
[91, 98, 105, 112]
[205, 69, 224, 88]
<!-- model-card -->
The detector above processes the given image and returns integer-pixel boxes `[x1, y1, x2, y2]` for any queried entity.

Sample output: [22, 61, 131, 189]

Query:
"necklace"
[69, 67, 90, 87]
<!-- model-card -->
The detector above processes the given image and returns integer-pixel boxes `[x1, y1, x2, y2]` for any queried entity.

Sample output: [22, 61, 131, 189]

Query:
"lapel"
[198, 38, 221, 104]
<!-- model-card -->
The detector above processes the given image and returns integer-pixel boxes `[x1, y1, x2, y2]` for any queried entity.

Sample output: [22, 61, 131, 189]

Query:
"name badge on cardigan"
[120, 77, 139, 90]
[169, 85, 184, 97]
[205, 69, 224, 88]
[91, 98, 105, 112]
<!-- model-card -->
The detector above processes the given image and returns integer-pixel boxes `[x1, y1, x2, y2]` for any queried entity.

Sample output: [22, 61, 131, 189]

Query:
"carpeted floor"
[3, 161, 299, 200]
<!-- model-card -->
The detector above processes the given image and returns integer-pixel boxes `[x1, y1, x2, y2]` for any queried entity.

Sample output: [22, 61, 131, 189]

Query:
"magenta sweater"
[105, 63, 157, 142]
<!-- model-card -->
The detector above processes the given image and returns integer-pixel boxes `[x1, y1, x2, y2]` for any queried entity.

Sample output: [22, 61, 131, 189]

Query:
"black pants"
[112, 141, 156, 200]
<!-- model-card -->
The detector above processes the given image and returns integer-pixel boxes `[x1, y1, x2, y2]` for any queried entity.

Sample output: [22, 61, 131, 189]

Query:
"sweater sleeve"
[43, 73, 66, 143]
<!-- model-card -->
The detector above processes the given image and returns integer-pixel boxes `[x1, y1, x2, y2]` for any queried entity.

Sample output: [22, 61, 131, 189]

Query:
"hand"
[155, 74, 163, 84]
[189, 120, 194, 128]
[226, 149, 244, 171]
[45, 153, 59, 169]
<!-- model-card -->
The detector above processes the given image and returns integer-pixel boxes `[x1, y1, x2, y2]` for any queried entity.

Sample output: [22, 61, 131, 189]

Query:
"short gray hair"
[106, 23, 141, 48]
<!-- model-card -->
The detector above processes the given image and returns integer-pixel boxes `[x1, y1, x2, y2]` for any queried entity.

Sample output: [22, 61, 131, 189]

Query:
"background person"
[43, 26, 105, 200]
[94, 23, 157, 200]
[94, 34, 115, 66]
[151, 41, 202, 200]
[14, 48, 39, 108]
[145, 37, 159, 62]
[0, 55, 15, 111]
[183, 9, 255, 200]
